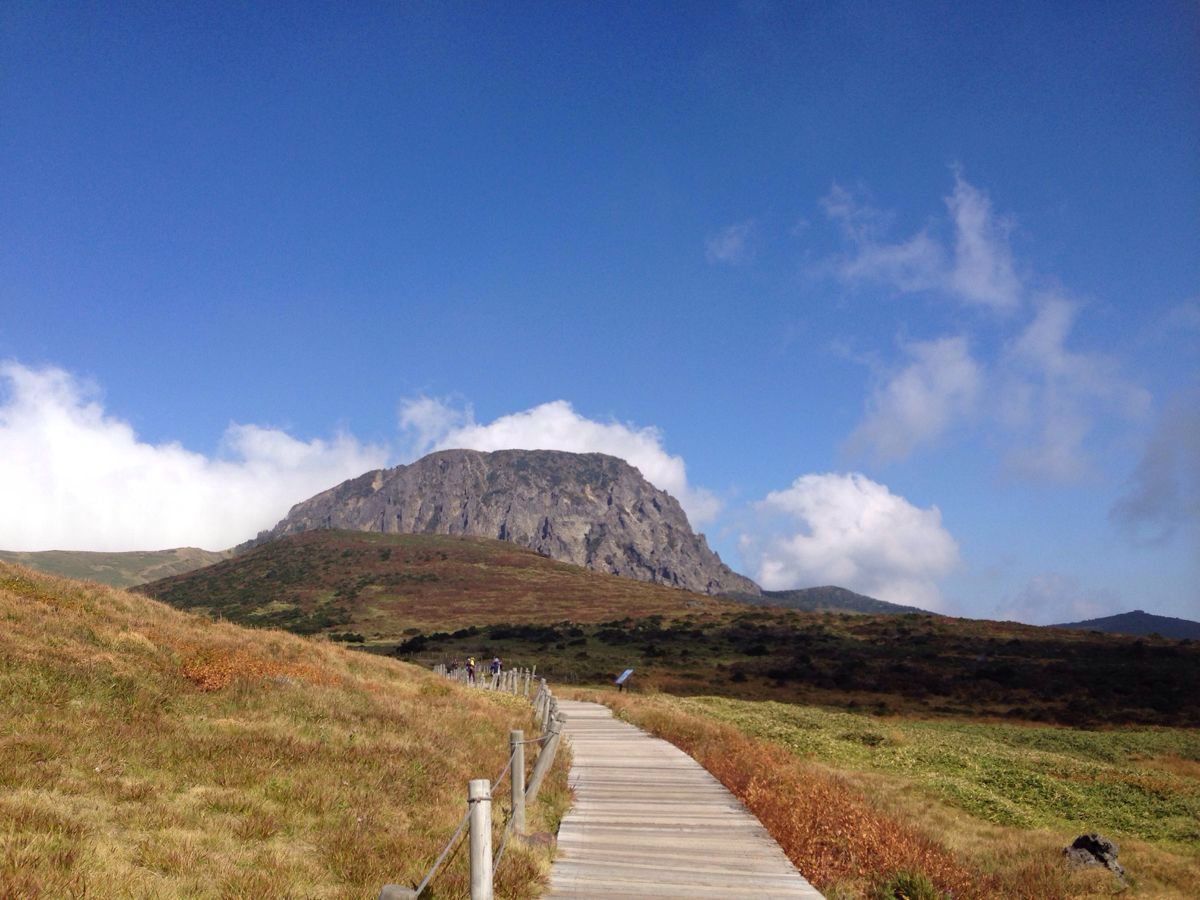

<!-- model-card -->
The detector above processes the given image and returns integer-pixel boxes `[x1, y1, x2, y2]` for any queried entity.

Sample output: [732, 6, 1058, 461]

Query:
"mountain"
[733, 585, 928, 615]
[138, 529, 736, 637]
[0, 547, 231, 588]
[1051, 610, 1200, 640]
[241, 448, 759, 597]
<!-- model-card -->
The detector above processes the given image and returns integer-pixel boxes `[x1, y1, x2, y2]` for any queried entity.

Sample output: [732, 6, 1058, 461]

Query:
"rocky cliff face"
[244, 449, 760, 596]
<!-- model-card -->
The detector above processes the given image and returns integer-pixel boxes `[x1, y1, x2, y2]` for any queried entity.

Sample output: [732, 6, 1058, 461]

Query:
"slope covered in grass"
[0, 547, 231, 588]
[584, 690, 1200, 899]
[0, 563, 567, 899]
[137, 529, 735, 636]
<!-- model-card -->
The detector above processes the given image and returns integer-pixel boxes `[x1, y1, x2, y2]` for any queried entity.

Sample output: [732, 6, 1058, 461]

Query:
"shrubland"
[139, 532, 1200, 729]
[401, 608, 1200, 728]
[0, 563, 567, 898]
[137, 530, 730, 636]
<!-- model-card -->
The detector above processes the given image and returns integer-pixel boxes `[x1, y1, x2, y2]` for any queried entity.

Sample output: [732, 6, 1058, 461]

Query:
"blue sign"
[615, 668, 634, 685]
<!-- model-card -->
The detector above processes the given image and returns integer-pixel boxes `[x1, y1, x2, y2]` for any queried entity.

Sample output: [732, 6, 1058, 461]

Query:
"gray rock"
[242, 449, 760, 597]
[1063, 833, 1124, 880]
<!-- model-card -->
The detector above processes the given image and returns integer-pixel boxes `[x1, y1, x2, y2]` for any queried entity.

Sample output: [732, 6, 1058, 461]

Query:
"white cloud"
[945, 173, 1022, 310]
[0, 361, 388, 551]
[994, 572, 1119, 625]
[847, 335, 982, 462]
[822, 173, 1021, 310]
[1163, 299, 1200, 333]
[839, 231, 946, 294]
[705, 221, 755, 265]
[1110, 386, 1200, 545]
[399, 396, 721, 526]
[1001, 295, 1150, 481]
[398, 394, 473, 458]
[738, 472, 960, 610]
[821, 183, 890, 243]
[827, 173, 1149, 478]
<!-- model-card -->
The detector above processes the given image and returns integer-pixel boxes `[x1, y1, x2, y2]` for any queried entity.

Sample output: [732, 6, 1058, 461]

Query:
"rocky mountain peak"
[243, 448, 760, 596]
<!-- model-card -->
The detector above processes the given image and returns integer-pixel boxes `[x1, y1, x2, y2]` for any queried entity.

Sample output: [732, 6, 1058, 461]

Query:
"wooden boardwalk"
[545, 700, 824, 899]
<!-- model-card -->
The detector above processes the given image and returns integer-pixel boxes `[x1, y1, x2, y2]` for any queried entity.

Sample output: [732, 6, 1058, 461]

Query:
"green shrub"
[872, 870, 941, 900]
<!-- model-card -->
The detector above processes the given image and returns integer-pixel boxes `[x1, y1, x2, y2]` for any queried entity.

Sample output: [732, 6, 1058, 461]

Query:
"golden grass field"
[570, 688, 1199, 899]
[0, 562, 568, 899]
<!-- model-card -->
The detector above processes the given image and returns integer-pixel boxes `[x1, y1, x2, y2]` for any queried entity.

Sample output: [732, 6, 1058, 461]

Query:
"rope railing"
[378, 665, 566, 900]
[411, 807, 470, 898]
[434, 661, 537, 699]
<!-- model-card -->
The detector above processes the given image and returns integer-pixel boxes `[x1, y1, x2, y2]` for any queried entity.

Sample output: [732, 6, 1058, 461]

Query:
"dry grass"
[584, 691, 989, 897]
[574, 689, 1183, 899]
[0, 563, 567, 898]
[829, 768, 1196, 899]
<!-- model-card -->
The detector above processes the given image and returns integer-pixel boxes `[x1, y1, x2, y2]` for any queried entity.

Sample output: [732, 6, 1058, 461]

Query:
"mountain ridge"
[733, 585, 928, 615]
[0, 547, 231, 588]
[242, 448, 759, 596]
[1051, 609, 1200, 640]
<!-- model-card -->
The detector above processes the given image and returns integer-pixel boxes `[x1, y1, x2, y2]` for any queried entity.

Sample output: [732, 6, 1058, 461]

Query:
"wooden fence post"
[510, 729, 525, 834]
[468, 779, 493, 900]
[525, 714, 563, 804]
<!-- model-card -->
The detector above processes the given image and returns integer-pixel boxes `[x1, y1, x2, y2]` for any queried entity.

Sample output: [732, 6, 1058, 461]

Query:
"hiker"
[466, 656, 476, 685]
[490, 656, 501, 676]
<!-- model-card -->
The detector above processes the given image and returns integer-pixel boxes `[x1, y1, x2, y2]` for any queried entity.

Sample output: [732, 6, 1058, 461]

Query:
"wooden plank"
[544, 700, 824, 899]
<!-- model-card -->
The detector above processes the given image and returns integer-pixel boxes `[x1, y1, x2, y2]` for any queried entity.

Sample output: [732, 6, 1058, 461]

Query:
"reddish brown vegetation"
[138, 530, 734, 635]
[177, 645, 337, 691]
[603, 695, 993, 897]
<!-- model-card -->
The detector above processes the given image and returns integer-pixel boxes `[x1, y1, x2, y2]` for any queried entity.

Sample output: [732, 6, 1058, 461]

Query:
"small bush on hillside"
[396, 634, 427, 653]
[872, 870, 942, 899]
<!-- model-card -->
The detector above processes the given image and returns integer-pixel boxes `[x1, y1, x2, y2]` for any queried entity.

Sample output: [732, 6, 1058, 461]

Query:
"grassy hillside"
[751, 585, 926, 615]
[582, 689, 1200, 899]
[0, 547, 231, 588]
[137, 529, 736, 635]
[0, 562, 567, 898]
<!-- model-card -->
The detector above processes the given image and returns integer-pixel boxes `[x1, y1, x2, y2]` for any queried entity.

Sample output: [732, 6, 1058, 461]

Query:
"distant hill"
[241, 448, 760, 597]
[0, 547, 231, 588]
[138, 529, 737, 638]
[732, 585, 928, 615]
[1051, 610, 1200, 640]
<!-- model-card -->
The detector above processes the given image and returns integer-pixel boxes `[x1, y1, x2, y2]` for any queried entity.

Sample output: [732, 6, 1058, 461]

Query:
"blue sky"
[2, 2, 1197, 622]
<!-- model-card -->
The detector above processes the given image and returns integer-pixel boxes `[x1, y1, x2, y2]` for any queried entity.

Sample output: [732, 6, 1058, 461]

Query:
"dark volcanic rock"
[242, 449, 760, 597]
[1063, 833, 1124, 880]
